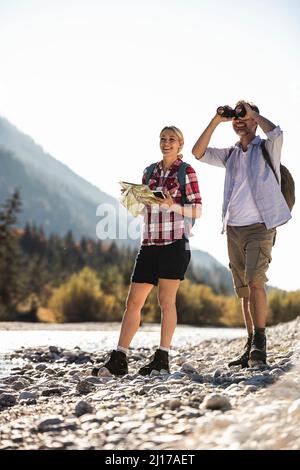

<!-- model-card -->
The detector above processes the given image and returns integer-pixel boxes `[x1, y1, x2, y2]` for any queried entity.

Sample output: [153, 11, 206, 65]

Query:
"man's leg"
[227, 226, 253, 367]
[246, 225, 276, 364]
[241, 297, 254, 334]
[228, 296, 253, 367]
[248, 280, 268, 328]
[246, 281, 267, 364]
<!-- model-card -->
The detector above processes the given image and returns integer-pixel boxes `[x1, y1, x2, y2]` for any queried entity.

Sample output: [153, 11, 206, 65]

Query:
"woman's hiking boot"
[91, 350, 128, 377]
[138, 349, 170, 376]
[249, 330, 267, 366]
[228, 334, 253, 368]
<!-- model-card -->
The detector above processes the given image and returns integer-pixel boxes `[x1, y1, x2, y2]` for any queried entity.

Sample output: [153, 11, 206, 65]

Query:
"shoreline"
[0, 318, 299, 450]
[0, 321, 244, 331]
[0, 321, 122, 331]
[0, 323, 245, 356]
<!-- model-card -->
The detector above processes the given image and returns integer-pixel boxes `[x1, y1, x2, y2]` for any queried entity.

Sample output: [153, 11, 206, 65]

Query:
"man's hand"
[235, 100, 276, 135]
[237, 101, 257, 120]
[218, 115, 233, 123]
[214, 111, 233, 123]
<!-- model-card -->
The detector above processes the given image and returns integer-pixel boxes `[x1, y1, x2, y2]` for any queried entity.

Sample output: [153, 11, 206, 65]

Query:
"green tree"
[100, 265, 124, 296]
[0, 189, 23, 318]
[48, 266, 119, 322]
[269, 289, 300, 324]
[176, 281, 224, 326]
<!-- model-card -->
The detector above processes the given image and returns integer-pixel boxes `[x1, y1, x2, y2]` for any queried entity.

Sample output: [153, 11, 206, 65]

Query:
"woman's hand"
[154, 190, 174, 208]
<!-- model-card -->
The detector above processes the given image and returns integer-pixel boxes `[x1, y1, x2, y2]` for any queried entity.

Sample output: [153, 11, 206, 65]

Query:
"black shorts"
[131, 238, 191, 286]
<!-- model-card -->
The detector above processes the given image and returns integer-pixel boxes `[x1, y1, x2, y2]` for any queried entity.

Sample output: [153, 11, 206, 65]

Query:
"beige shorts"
[227, 223, 276, 298]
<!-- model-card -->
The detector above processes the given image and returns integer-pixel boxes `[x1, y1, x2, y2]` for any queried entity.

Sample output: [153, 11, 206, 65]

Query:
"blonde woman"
[93, 126, 202, 376]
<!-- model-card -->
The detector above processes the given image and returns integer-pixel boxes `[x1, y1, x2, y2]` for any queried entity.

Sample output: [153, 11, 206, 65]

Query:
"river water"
[0, 324, 245, 352]
[0, 323, 245, 378]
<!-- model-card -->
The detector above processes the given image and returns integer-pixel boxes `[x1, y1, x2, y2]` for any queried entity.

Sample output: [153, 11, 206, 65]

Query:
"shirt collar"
[235, 134, 262, 148]
[157, 157, 182, 171]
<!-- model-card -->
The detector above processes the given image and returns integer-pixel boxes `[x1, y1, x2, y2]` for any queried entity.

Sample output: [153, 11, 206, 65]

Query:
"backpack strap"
[145, 160, 192, 206]
[177, 161, 196, 232]
[145, 163, 157, 185]
[145, 161, 189, 201]
[225, 146, 235, 163]
[177, 161, 190, 204]
[261, 141, 279, 184]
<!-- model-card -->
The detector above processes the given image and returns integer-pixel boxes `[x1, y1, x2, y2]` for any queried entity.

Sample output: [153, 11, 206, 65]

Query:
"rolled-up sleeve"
[185, 166, 202, 206]
[200, 147, 232, 168]
[265, 126, 283, 170]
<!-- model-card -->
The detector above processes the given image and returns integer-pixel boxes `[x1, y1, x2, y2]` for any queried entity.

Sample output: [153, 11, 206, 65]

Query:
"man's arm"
[192, 112, 233, 167]
[240, 101, 282, 173]
[253, 113, 276, 133]
[241, 101, 276, 134]
[192, 114, 224, 159]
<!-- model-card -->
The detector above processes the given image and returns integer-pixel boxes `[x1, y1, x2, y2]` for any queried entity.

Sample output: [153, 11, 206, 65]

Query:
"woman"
[92, 126, 202, 376]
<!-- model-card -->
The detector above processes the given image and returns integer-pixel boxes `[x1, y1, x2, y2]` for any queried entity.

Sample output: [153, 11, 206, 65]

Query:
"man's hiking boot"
[249, 331, 267, 366]
[91, 350, 128, 377]
[228, 334, 253, 368]
[138, 349, 170, 376]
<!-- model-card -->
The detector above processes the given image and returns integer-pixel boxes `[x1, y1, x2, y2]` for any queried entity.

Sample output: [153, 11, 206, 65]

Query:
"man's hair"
[235, 100, 259, 114]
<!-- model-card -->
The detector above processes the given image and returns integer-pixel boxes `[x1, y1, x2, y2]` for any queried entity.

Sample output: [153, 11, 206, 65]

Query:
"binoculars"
[217, 104, 246, 119]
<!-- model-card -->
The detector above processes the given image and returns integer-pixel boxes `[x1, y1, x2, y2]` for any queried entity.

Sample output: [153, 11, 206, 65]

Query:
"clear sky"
[0, 0, 299, 291]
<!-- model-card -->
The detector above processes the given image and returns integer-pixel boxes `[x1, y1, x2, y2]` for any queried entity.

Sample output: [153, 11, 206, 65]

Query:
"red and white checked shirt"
[141, 158, 202, 246]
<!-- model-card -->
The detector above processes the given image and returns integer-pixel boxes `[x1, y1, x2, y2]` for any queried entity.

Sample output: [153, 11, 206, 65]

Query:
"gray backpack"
[261, 141, 295, 211]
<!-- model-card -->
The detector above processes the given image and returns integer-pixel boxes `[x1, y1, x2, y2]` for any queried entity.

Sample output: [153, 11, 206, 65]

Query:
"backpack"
[261, 141, 295, 211]
[145, 161, 196, 227]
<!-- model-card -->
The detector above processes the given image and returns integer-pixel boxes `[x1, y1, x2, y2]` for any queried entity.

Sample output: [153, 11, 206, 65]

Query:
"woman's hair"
[160, 126, 184, 158]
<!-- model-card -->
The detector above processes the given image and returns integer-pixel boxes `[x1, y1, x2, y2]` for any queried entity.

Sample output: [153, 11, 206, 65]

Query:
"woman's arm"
[154, 194, 201, 218]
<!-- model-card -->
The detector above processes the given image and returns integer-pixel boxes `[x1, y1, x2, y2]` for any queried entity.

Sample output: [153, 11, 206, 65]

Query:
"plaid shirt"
[141, 158, 202, 246]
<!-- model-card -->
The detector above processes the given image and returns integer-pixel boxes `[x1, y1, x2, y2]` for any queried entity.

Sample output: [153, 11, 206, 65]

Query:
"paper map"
[119, 181, 161, 217]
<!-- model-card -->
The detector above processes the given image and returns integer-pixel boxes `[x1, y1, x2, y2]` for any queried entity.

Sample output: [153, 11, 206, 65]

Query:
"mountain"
[188, 248, 234, 294]
[0, 115, 233, 293]
[0, 116, 134, 243]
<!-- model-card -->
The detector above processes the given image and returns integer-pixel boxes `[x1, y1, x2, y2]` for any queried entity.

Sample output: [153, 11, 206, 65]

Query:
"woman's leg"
[157, 278, 181, 349]
[117, 282, 153, 349]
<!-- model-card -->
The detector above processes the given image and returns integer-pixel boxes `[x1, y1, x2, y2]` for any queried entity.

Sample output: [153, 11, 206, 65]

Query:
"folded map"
[119, 181, 162, 217]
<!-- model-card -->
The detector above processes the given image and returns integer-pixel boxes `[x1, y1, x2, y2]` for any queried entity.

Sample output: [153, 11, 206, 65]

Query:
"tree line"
[0, 190, 299, 326]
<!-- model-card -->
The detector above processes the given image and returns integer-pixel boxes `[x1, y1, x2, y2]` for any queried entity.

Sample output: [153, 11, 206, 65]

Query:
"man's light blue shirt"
[200, 126, 292, 233]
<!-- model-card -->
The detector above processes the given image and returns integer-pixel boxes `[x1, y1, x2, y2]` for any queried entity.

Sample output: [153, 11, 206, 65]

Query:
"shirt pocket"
[166, 177, 180, 196]
[148, 177, 159, 189]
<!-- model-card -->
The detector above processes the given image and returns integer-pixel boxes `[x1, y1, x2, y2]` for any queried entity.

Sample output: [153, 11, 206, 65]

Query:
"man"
[192, 100, 291, 367]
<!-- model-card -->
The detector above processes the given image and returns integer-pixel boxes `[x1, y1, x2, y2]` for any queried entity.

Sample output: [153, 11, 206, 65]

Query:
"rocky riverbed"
[0, 318, 299, 450]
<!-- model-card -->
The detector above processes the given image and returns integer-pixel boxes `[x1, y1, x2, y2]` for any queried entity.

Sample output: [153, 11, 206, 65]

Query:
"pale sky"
[0, 0, 299, 291]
